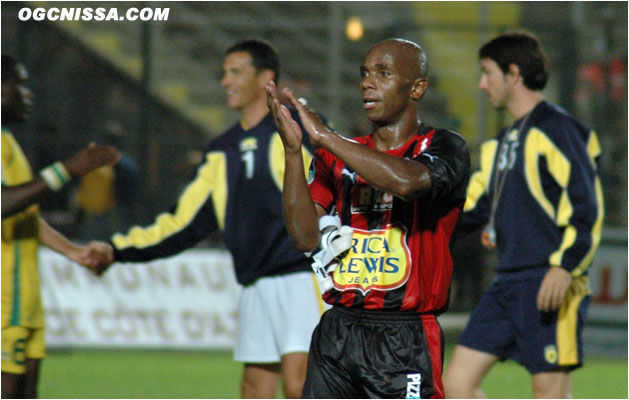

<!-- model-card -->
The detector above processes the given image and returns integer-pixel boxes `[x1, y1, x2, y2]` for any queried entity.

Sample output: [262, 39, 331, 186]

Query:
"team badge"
[544, 345, 558, 364]
[507, 128, 519, 142]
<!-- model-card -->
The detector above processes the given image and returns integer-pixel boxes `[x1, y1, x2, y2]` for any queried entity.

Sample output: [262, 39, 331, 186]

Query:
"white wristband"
[40, 162, 71, 191]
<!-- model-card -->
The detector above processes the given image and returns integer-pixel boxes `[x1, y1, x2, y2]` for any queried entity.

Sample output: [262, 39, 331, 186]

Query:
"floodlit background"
[2, 2, 627, 398]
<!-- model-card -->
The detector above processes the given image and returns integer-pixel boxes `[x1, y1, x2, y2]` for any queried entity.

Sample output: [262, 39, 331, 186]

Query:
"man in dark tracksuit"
[444, 31, 604, 399]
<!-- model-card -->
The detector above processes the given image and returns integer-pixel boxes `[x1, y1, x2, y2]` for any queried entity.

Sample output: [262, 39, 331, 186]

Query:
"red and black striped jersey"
[309, 125, 470, 313]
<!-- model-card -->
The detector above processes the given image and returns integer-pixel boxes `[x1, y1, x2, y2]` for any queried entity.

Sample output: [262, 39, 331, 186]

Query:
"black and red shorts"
[302, 306, 445, 399]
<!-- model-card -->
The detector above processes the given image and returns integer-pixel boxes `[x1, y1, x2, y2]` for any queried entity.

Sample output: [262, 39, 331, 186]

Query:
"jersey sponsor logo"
[420, 137, 429, 152]
[333, 224, 411, 294]
[412, 130, 435, 158]
[341, 166, 357, 184]
[406, 372, 422, 399]
[421, 152, 437, 163]
[351, 185, 393, 213]
[239, 137, 258, 152]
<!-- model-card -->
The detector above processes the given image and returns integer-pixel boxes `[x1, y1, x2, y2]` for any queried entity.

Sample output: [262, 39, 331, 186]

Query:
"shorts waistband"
[331, 306, 433, 322]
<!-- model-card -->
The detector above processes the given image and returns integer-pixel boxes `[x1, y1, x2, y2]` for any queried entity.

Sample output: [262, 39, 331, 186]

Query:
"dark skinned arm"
[2, 142, 120, 219]
[1, 179, 51, 218]
[266, 81, 325, 252]
[310, 130, 431, 201]
[280, 87, 432, 201]
[283, 149, 328, 252]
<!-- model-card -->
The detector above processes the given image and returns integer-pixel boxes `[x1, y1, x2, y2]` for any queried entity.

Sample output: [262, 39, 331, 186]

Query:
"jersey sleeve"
[414, 129, 470, 206]
[110, 151, 227, 262]
[524, 123, 604, 275]
[308, 148, 335, 212]
[457, 139, 499, 234]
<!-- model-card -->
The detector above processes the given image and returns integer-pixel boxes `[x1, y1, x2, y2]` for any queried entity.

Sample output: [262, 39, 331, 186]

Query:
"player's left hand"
[536, 266, 572, 312]
[266, 81, 304, 154]
[281, 86, 332, 148]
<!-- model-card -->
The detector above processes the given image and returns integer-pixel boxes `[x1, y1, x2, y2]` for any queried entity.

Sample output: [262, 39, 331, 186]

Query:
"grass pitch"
[40, 346, 627, 398]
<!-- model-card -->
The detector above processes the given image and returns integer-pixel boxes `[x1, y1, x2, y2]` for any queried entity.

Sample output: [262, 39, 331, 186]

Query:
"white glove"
[308, 215, 354, 293]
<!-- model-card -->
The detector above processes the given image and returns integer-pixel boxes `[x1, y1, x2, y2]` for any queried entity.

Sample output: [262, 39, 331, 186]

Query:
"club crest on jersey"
[333, 224, 411, 294]
[351, 185, 393, 213]
[239, 137, 258, 152]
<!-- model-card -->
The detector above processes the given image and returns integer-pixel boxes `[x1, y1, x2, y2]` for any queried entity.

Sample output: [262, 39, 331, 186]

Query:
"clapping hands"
[265, 81, 331, 150]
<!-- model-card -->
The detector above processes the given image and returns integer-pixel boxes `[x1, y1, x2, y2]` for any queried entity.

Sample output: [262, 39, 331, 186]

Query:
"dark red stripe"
[422, 315, 445, 399]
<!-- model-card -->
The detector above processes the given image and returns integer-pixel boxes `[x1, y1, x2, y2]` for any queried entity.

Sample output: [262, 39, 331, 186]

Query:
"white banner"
[40, 248, 241, 349]
[39, 230, 626, 349]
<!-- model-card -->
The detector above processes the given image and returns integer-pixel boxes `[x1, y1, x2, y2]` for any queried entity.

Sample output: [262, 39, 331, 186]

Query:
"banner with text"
[40, 248, 241, 349]
[40, 229, 626, 349]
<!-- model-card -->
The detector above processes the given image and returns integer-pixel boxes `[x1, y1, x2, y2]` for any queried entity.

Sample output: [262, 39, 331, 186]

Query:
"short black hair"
[2, 55, 19, 83]
[479, 31, 549, 91]
[226, 39, 280, 82]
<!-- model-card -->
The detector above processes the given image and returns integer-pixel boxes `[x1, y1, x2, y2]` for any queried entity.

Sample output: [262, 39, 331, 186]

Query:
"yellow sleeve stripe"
[525, 128, 602, 273]
[525, 128, 572, 267]
[549, 226, 576, 267]
[570, 130, 605, 275]
[571, 177, 604, 276]
[112, 152, 227, 249]
[464, 139, 498, 212]
[524, 128, 571, 221]
[586, 130, 602, 170]
[208, 153, 228, 230]
[269, 132, 313, 191]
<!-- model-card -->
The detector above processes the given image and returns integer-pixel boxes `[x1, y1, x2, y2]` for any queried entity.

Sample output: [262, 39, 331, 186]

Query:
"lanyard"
[483, 111, 533, 247]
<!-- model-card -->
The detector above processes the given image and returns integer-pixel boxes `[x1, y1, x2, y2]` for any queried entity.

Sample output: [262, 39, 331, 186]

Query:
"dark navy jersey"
[459, 101, 604, 279]
[309, 125, 470, 313]
[111, 109, 315, 286]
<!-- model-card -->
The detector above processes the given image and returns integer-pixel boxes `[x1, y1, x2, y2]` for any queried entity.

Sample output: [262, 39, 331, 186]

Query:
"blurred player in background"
[1, 55, 120, 398]
[266, 38, 470, 398]
[444, 31, 604, 398]
[86, 40, 325, 398]
[76, 121, 140, 240]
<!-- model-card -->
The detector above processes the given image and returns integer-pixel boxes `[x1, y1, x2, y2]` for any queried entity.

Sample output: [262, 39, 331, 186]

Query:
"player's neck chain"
[482, 110, 533, 248]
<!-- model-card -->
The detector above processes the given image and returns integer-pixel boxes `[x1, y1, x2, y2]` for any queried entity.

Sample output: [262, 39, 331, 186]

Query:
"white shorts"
[234, 271, 328, 363]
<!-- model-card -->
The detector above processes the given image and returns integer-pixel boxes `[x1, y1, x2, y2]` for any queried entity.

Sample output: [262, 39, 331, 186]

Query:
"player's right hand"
[63, 142, 121, 176]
